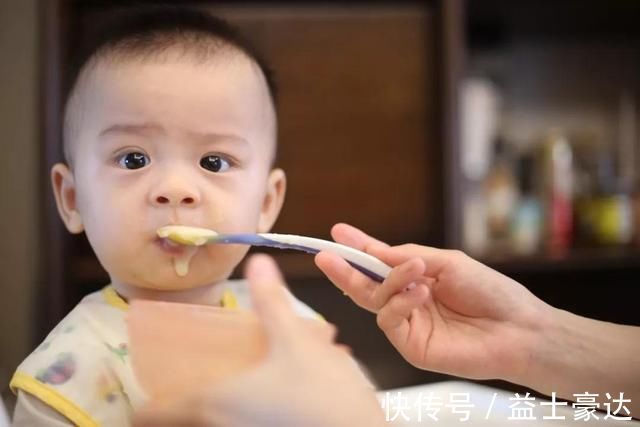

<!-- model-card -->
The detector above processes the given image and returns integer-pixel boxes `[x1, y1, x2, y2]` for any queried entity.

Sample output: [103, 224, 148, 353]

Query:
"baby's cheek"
[82, 228, 120, 272]
[202, 244, 250, 270]
[208, 209, 227, 228]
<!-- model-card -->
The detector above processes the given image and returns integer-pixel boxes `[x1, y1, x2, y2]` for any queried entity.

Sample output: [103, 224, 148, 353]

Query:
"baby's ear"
[257, 168, 286, 233]
[51, 163, 84, 233]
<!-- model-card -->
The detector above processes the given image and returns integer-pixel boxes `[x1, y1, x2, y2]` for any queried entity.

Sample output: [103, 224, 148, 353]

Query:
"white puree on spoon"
[157, 226, 218, 277]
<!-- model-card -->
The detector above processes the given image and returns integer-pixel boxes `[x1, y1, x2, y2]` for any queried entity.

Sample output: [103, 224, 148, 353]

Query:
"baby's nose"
[155, 194, 196, 206]
[150, 177, 200, 207]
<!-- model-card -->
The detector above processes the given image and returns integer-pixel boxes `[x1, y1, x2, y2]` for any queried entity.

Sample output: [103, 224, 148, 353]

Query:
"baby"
[10, 6, 322, 426]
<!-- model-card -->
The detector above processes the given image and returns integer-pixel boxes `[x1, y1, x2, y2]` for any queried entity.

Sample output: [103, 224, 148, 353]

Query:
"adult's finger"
[330, 223, 454, 280]
[331, 224, 432, 268]
[362, 242, 459, 280]
[372, 257, 426, 310]
[376, 284, 431, 332]
[330, 223, 389, 253]
[315, 251, 379, 313]
[302, 317, 338, 344]
[244, 254, 300, 346]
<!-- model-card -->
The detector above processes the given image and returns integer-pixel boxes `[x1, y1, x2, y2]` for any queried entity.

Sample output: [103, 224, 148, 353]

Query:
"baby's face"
[58, 54, 283, 290]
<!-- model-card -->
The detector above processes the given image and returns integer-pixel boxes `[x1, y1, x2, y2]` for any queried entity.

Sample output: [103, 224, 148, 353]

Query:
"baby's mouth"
[155, 237, 200, 277]
[155, 225, 220, 277]
[156, 237, 188, 255]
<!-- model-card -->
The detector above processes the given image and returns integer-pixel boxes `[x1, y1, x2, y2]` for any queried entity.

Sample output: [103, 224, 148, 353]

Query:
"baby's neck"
[111, 280, 228, 307]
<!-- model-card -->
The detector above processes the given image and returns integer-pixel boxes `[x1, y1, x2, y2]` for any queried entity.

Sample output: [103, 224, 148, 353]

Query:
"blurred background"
[2, 0, 640, 406]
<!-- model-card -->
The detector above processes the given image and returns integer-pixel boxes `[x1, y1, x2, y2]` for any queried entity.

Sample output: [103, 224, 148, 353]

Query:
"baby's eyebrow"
[99, 123, 163, 138]
[98, 122, 251, 153]
[187, 129, 249, 147]
[98, 123, 248, 146]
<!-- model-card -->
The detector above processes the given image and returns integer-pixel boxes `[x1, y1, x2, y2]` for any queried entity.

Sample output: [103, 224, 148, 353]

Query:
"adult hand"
[315, 223, 553, 383]
[134, 253, 385, 427]
[316, 224, 640, 418]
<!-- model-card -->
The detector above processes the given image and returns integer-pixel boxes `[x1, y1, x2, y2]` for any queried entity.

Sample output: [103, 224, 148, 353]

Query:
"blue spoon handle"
[213, 233, 391, 283]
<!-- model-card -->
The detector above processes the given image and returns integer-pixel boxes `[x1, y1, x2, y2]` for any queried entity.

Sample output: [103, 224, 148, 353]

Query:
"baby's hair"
[63, 5, 277, 165]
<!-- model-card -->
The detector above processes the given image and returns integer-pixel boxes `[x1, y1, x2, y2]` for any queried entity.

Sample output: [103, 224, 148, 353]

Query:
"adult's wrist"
[504, 305, 575, 394]
[508, 306, 638, 407]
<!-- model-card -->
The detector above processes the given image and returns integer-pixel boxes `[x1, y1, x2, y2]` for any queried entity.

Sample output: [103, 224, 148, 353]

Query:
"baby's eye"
[200, 155, 231, 173]
[117, 152, 150, 170]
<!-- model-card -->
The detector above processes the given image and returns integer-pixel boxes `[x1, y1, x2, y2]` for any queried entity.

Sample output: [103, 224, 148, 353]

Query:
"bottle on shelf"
[511, 153, 542, 255]
[539, 130, 574, 257]
[484, 137, 518, 252]
[592, 152, 634, 246]
[575, 146, 634, 248]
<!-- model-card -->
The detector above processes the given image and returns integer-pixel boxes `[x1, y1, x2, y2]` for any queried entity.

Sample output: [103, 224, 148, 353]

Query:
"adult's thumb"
[244, 254, 299, 348]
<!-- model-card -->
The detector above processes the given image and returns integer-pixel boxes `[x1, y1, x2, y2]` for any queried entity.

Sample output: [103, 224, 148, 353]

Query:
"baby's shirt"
[10, 281, 321, 426]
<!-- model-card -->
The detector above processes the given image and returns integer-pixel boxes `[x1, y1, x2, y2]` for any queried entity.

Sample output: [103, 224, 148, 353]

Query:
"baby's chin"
[110, 244, 247, 287]
[117, 264, 234, 292]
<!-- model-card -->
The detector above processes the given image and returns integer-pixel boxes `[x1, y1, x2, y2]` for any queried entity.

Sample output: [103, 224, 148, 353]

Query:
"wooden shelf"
[479, 247, 640, 273]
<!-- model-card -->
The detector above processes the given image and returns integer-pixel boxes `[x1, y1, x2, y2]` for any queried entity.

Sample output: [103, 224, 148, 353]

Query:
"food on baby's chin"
[173, 246, 199, 277]
[174, 259, 187, 276]
[157, 225, 218, 246]
[156, 226, 215, 276]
